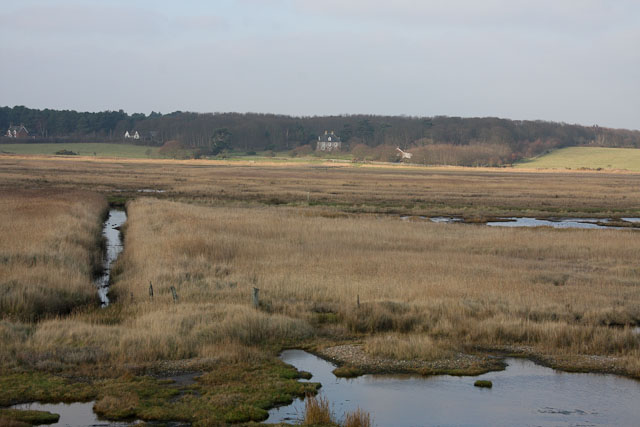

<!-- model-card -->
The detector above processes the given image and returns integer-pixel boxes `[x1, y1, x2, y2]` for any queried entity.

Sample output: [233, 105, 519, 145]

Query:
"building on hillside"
[124, 130, 140, 140]
[6, 124, 30, 138]
[124, 130, 160, 143]
[316, 130, 341, 151]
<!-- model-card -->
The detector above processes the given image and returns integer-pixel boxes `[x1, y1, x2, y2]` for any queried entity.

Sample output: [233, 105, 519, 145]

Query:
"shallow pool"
[268, 350, 640, 426]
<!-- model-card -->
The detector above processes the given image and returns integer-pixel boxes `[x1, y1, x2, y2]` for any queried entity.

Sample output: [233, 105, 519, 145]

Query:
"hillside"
[2, 106, 640, 166]
[517, 147, 640, 172]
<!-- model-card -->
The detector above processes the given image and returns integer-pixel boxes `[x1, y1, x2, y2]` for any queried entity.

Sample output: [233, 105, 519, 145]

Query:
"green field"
[0, 143, 161, 158]
[517, 147, 640, 172]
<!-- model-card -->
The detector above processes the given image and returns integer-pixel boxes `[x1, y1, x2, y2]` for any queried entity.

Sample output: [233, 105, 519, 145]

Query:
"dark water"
[96, 209, 126, 306]
[268, 350, 640, 427]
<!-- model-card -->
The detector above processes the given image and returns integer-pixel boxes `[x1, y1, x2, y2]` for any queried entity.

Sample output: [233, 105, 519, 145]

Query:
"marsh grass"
[343, 408, 372, 427]
[2, 195, 639, 376]
[303, 395, 334, 425]
[2, 156, 640, 219]
[2, 158, 640, 422]
[0, 189, 107, 321]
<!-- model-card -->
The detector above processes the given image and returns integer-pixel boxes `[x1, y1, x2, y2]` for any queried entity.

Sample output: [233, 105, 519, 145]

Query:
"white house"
[124, 131, 140, 140]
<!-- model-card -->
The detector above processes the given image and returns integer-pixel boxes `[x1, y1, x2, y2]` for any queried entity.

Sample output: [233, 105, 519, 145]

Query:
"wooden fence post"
[170, 286, 178, 303]
[149, 281, 154, 300]
[252, 287, 260, 308]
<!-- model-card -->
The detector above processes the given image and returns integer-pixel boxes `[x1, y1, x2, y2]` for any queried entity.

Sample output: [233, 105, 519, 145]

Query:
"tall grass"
[0, 189, 107, 321]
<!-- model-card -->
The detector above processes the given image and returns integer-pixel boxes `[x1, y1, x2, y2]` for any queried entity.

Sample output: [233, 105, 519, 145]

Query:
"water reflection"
[268, 350, 640, 427]
[96, 209, 126, 306]
[10, 402, 130, 427]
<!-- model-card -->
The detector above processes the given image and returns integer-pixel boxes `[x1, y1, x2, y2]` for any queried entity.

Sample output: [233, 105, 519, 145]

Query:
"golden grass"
[303, 395, 334, 425]
[7, 197, 634, 370]
[1, 193, 639, 377]
[343, 408, 372, 427]
[0, 189, 107, 321]
[1, 155, 640, 219]
[0, 155, 639, 383]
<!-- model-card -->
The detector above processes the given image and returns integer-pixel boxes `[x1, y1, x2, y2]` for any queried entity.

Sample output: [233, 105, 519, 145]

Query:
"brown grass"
[343, 408, 372, 427]
[1, 156, 639, 383]
[2, 196, 637, 375]
[0, 189, 107, 321]
[303, 395, 334, 425]
[1, 155, 640, 219]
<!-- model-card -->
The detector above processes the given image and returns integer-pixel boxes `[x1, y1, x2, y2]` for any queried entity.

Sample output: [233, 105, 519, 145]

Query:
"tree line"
[2, 105, 639, 164]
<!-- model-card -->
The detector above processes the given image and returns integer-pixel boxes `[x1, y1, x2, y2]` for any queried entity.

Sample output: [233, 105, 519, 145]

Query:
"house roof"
[318, 131, 341, 142]
[7, 125, 28, 133]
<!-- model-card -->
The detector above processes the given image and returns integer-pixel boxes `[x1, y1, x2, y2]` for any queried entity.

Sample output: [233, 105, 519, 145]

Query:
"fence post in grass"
[170, 286, 178, 303]
[252, 287, 260, 309]
[357, 294, 360, 308]
[149, 281, 153, 301]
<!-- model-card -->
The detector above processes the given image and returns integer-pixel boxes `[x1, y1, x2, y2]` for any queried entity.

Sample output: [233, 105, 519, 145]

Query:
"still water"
[268, 350, 640, 427]
[96, 209, 126, 306]
[10, 402, 131, 427]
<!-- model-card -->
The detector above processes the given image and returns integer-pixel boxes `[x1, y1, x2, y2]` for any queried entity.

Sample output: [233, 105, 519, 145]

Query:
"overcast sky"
[1, 0, 639, 129]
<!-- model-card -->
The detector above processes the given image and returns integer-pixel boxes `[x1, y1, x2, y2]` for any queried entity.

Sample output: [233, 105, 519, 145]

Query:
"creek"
[268, 350, 640, 427]
[407, 216, 640, 230]
[96, 209, 126, 306]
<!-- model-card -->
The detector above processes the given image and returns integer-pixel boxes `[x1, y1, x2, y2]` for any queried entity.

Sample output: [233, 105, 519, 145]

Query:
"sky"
[1, 0, 639, 129]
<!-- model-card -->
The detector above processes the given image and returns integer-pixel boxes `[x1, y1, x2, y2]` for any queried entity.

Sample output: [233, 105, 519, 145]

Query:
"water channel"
[268, 350, 640, 426]
[407, 216, 640, 230]
[96, 209, 126, 306]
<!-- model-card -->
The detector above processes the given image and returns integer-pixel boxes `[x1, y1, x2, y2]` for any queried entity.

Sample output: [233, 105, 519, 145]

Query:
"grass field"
[1, 155, 639, 425]
[517, 147, 640, 171]
[0, 143, 161, 158]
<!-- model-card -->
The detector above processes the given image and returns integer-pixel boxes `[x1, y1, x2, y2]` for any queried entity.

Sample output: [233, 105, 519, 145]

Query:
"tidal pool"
[268, 350, 640, 427]
[96, 209, 126, 306]
[10, 402, 130, 427]
[485, 217, 615, 229]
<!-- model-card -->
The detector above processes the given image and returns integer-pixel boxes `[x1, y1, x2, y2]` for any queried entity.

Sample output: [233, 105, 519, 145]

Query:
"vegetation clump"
[474, 380, 493, 388]
[0, 409, 59, 426]
[332, 366, 364, 378]
[54, 149, 77, 155]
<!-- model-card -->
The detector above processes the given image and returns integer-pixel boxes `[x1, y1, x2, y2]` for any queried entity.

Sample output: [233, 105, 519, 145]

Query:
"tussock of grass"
[474, 380, 492, 388]
[364, 334, 452, 361]
[332, 366, 363, 378]
[343, 408, 372, 427]
[304, 395, 335, 425]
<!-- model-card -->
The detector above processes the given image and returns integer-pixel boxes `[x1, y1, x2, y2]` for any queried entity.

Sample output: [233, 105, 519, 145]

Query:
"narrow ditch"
[96, 208, 127, 307]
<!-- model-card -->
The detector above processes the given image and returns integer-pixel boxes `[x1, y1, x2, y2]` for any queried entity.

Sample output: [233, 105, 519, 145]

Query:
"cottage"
[316, 130, 342, 152]
[125, 130, 159, 143]
[5, 125, 29, 138]
[124, 130, 140, 140]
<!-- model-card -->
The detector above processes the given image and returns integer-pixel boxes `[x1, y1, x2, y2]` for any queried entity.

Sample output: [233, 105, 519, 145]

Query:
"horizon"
[2, 1, 639, 130]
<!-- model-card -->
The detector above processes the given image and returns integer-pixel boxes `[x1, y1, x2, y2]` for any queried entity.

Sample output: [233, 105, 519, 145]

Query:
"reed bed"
[0, 189, 106, 321]
[2, 156, 640, 218]
[7, 197, 635, 373]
